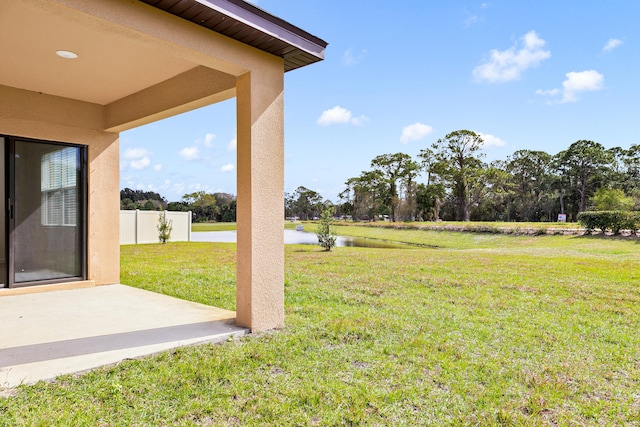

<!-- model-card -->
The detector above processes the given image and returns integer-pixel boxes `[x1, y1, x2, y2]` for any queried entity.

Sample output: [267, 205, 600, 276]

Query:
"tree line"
[120, 188, 167, 211]
[120, 189, 237, 222]
[288, 130, 640, 223]
[123, 130, 640, 224]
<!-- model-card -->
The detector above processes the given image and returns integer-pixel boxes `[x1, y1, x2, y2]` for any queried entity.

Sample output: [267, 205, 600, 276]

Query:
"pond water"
[191, 230, 410, 249]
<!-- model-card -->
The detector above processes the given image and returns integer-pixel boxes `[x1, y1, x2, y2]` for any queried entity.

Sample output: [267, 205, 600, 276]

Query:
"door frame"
[3, 135, 88, 288]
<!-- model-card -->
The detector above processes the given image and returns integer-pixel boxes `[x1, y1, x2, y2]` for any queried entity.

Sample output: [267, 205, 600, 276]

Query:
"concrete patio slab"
[0, 284, 248, 388]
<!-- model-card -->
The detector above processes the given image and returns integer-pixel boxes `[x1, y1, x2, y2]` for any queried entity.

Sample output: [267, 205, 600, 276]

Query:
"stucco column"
[235, 65, 284, 332]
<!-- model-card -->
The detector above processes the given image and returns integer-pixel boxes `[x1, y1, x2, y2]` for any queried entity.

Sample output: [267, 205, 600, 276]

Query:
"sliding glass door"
[3, 137, 87, 287]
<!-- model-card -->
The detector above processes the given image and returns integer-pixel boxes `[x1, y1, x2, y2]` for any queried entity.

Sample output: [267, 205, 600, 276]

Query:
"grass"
[2, 230, 640, 425]
[192, 222, 237, 232]
[298, 221, 584, 250]
[197, 220, 582, 236]
[301, 219, 584, 237]
[389, 220, 582, 230]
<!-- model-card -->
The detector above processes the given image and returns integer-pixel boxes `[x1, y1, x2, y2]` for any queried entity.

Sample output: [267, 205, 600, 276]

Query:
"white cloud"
[317, 106, 368, 126]
[135, 181, 169, 193]
[535, 88, 561, 97]
[464, 3, 489, 27]
[227, 138, 237, 151]
[562, 70, 604, 100]
[603, 38, 622, 52]
[318, 106, 351, 125]
[204, 133, 216, 147]
[536, 70, 604, 103]
[153, 164, 162, 171]
[187, 183, 211, 192]
[130, 156, 151, 170]
[123, 148, 148, 160]
[179, 146, 200, 160]
[350, 115, 370, 126]
[342, 48, 368, 67]
[477, 132, 507, 148]
[400, 122, 433, 144]
[473, 30, 551, 83]
[122, 147, 154, 170]
[221, 164, 235, 173]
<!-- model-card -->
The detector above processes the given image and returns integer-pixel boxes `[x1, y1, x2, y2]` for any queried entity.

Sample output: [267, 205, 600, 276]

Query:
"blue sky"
[120, 0, 640, 203]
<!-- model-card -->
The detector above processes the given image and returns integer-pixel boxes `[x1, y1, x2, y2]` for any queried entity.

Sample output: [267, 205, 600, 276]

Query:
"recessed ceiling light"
[56, 50, 78, 59]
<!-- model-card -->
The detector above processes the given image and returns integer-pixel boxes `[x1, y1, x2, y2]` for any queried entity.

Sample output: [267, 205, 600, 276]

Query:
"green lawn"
[191, 222, 237, 232]
[197, 220, 581, 236]
[2, 231, 640, 425]
[297, 219, 584, 237]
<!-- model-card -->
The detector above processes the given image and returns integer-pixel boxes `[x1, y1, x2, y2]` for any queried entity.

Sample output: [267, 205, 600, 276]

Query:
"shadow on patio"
[0, 284, 248, 389]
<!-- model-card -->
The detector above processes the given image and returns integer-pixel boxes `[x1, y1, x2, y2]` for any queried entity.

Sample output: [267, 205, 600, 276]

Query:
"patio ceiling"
[0, 0, 326, 108]
[0, 1, 198, 105]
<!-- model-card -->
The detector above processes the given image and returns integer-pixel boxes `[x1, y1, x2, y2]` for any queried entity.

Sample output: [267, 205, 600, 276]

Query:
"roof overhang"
[0, 0, 327, 132]
[140, 0, 327, 72]
[0, 0, 326, 131]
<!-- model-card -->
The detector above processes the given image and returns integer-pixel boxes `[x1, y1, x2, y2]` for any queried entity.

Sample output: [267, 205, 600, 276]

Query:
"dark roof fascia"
[199, 0, 326, 53]
[142, 0, 327, 71]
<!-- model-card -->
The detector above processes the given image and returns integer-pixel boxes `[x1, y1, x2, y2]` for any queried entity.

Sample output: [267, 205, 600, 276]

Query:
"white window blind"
[41, 147, 78, 226]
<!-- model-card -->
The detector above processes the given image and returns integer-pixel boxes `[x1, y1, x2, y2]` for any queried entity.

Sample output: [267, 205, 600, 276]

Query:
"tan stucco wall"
[87, 135, 121, 285]
[0, 85, 120, 286]
[236, 63, 285, 331]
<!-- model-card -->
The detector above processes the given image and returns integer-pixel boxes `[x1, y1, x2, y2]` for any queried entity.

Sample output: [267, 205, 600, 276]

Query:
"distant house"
[0, 0, 326, 331]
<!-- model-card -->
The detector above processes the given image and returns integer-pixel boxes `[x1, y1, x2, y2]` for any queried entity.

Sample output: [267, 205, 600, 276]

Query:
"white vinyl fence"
[120, 210, 192, 245]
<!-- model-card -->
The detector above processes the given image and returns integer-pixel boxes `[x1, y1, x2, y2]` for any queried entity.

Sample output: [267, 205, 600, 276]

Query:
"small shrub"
[625, 212, 640, 235]
[578, 212, 596, 234]
[158, 213, 173, 244]
[316, 207, 337, 251]
[608, 211, 627, 235]
[623, 214, 640, 236]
